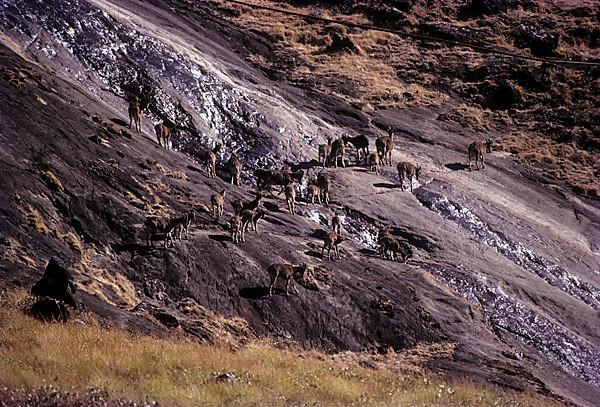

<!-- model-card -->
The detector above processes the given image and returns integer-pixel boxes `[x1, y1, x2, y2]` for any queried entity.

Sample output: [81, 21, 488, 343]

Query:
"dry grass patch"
[221, 0, 445, 109]
[499, 133, 600, 198]
[155, 162, 189, 181]
[74, 248, 140, 308]
[39, 170, 65, 193]
[21, 203, 83, 252]
[0, 237, 38, 268]
[0, 291, 560, 406]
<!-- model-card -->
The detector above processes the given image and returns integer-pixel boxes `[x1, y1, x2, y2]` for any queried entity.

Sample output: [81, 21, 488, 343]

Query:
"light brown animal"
[154, 123, 175, 150]
[226, 153, 242, 186]
[318, 137, 333, 167]
[368, 152, 380, 174]
[128, 101, 142, 133]
[241, 209, 265, 234]
[306, 184, 322, 204]
[211, 190, 226, 218]
[230, 215, 243, 243]
[468, 139, 493, 171]
[206, 150, 217, 178]
[285, 182, 296, 214]
[267, 262, 309, 296]
[321, 231, 342, 261]
[332, 215, 342, 235]
[396, 162, 421, 192]
[328, 138, 346, 168]
[376, 127, 394, 166]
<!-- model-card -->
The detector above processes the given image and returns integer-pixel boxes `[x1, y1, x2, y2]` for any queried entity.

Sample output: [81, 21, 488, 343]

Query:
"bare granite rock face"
[0, 0, 599, 405]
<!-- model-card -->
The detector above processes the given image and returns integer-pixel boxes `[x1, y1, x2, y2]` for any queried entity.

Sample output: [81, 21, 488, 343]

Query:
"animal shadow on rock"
[310, 229, 329, 240]
[359, 248, 378, 256]
[287, 159, 321, 171]
[263, 202, 280, 212]
[239, 286, 288, 299]
[110, 117, 129, 127]
[445, 162, 470, 171]
[208, 234, 230, 242]
[373, 182, 398, 189]
[187, 165, 204, 173]
[112, 242, 156, 257]
[304, 250, 323, 259]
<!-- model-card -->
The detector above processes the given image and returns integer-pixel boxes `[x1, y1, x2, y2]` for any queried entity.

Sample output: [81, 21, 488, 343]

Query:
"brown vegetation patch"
[223, 0, 445, 109]
[0, 292, 560, 406]
[39, 170, 65, 194]
[75, 248, 140, 308]
[0, 237, 37, 268]
[499, 133, 600, 198]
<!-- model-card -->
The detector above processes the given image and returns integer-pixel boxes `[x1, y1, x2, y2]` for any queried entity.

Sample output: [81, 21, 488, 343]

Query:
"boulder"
[512, 23, 560, 57]
[325, 32, 360, 54]
[31, 257, 77, 308]
[362, 4, 408, 27]
[28, 297, 70, 322]
[461, 0, 535, 16]
[485, 81, 522, 109]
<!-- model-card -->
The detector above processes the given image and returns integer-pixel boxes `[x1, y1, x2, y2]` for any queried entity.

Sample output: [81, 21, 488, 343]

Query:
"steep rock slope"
[0, 0, 599, 405]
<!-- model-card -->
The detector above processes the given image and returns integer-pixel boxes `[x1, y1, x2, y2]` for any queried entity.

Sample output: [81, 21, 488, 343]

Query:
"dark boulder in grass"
[325, 32, 360, 54]
[485, 81, 522, 109]
[28, 297, 71, 322]
[460, 0, 536, 17]
[511, 23, 560, 57]
[31, 257, 77, 309]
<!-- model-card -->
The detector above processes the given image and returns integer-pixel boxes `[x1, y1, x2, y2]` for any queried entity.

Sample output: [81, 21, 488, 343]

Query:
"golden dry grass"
[21, 203, 83, 253]
[39, 170, 65, 193]
[0, 237, 38, 268]
[499, 132, 600, 197]
[0, 291, 560, 406]
[224, 0, 446, 109]
[215, 0, 599, 199]
[73, 247, 140, 308]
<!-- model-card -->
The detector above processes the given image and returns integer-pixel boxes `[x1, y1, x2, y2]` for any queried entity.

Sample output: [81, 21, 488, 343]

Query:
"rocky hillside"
[0, 0, 599, 405]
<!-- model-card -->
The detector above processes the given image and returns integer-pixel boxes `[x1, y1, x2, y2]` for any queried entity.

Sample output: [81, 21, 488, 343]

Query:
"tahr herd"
[129, 100, 493, 296]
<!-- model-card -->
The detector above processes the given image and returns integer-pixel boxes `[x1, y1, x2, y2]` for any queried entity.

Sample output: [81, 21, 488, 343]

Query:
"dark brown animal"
[378, 234, 412, 263]
[342, 134, 369, 164]
[254, 168, 303, 192]
[241, 209, 265, 234]
[317, 173, 331, 205]
[232, 192, 262, 215]
[468, 139, 493, 171]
